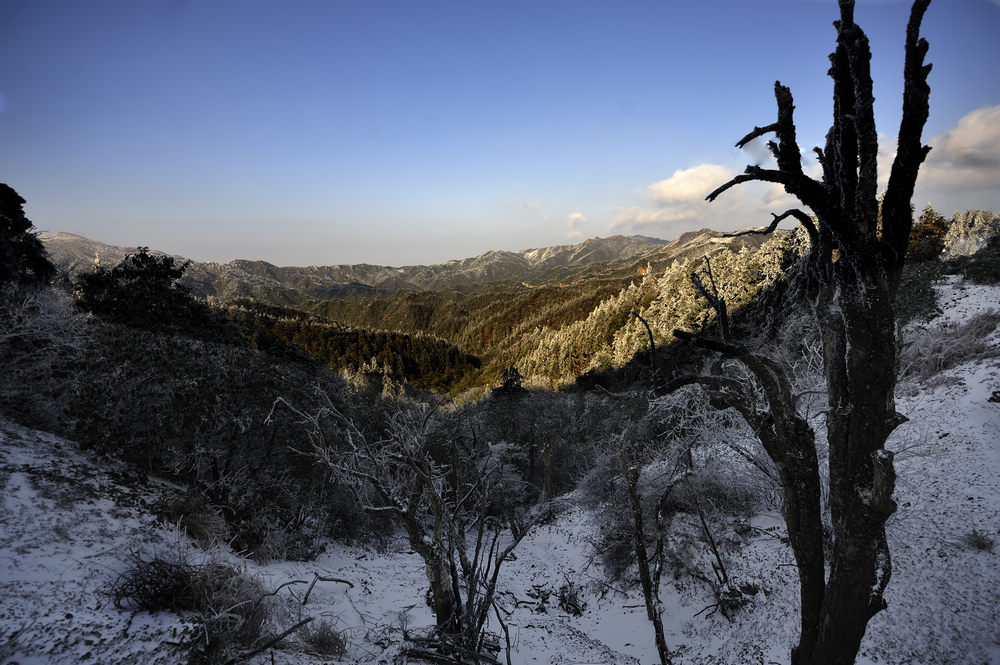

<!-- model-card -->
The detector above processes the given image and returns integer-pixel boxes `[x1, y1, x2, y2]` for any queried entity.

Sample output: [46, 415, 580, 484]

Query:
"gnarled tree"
[665, 2, 932, 664]
[272, 393, 535, 664]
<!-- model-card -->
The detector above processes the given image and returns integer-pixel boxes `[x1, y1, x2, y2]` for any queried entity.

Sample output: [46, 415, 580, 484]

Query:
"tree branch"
[632, 310, 657, 386]
[736, 123, 780, 149]
[706, 165, 829, 216]
[881, 0, 932, 267]
[690, 256, 731, 341]
[225, 618, 314, 665]
[723, 209, 818, 244]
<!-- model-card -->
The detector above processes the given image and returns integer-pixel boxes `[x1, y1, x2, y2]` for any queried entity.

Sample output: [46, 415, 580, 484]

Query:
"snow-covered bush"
[155, 493, 232, 549]
[896, 260, 944, 324]
[0, 288, 86, 429]
[957, 234, 1000, 285]
[941, 209, 1000, 259]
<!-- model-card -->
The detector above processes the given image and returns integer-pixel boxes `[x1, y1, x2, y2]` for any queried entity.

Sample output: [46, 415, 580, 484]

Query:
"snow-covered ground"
[0, 423, 187, 665]
[2, 278, 998, 665]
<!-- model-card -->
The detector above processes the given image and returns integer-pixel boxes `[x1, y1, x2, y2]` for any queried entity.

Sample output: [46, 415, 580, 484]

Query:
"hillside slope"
[2, 278, 997, 665]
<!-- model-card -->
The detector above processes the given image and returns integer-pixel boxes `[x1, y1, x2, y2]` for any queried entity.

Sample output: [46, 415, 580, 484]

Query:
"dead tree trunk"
[619, 447, 673, 665]
[681, 2, 932, 664]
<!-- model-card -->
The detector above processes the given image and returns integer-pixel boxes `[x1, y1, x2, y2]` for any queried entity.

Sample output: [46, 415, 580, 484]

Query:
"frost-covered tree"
[664, 2, 933, 664]
[274, 395, 535, 663]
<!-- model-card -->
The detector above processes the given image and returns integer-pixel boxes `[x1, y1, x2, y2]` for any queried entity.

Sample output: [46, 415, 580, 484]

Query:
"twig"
[693, 603, 721, 619]
[493, 601, 514, 665]
[581, 573, 629, 597]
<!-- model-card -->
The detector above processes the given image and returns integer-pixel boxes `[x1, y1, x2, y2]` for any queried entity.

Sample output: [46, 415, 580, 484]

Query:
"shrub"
[1, 290, 379, 556]
[557, 579, 586, 616]
[895, 261, 943, 324]
[155, 493, 232, 549]
[0, 288, 87, 429]
[576, 452, 623, 508]
[907, 204, 949, 262]
[963, 529, 995, 553]
[944, 231, 1000, 285]
[963, 242, 1000, 285]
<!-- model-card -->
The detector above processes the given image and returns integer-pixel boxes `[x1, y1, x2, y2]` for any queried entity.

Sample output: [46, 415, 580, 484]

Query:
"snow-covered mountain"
[40, 230, 768, 304]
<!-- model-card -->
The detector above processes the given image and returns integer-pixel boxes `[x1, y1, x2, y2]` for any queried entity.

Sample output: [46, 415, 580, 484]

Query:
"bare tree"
[618, 444, 673, 665]
[271, 393, 535, 664]
[661, 2, 932, 664]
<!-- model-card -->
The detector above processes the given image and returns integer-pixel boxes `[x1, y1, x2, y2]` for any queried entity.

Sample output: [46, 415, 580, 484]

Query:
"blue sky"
[2, 0, 998, 266]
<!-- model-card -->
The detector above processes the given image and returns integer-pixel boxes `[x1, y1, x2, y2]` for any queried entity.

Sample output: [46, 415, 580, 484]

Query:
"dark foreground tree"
[74, 247, 241, 342]
[664, 2, 932, 664]
[0, 184, 55, 291]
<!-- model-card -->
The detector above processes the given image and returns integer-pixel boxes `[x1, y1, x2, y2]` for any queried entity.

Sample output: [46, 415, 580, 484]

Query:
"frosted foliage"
[941, 209, 999, 258]
[518, 273, 658, 385]
[516, 233, 803, 385]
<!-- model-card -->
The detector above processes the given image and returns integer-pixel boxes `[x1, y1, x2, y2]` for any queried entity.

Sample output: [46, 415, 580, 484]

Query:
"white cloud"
[648, 165, 733, 205]
[565, 212, 588, 240]
[917, 104, 1000, 192]
[610, 163, 798, 237]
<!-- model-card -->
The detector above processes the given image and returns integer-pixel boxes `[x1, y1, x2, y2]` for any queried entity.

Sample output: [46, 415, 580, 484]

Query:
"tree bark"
[809, 260, 901, 665]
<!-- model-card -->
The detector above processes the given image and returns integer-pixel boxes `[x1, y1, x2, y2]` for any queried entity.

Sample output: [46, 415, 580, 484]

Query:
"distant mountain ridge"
[42, 229, 767, 304]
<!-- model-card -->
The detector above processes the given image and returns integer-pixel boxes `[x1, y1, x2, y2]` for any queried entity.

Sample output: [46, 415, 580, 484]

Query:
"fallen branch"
[302, 574, 355, 606]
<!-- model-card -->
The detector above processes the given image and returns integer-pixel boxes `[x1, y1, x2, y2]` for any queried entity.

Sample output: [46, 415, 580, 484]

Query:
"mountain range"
[42, 229, 768, 304]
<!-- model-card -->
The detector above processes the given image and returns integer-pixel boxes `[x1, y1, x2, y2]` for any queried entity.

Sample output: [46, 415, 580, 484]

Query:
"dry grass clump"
[900, 310, 1000, 383]
[299, 618, 348, 659]
[155, 494, 232, 549]
[963, 529, 995, 553]
[110, 551, 269, 659]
